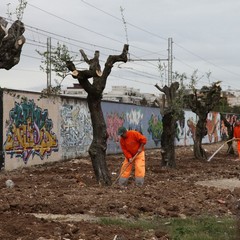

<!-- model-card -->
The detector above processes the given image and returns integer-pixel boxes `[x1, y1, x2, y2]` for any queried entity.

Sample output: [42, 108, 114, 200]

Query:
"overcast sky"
[0, 0, 240, 94]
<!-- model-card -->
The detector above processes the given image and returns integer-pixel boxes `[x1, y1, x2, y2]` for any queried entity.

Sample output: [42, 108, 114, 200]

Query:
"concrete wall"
[3, 91, 61, 170]
[102, 101, 162, 154]
[60, 97, 93, 159]
[1, 89, 222, 171]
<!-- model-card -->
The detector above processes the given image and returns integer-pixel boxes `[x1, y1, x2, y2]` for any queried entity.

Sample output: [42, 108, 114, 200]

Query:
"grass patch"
[168, 216, 236, 240]
[99, 216, 238, 239]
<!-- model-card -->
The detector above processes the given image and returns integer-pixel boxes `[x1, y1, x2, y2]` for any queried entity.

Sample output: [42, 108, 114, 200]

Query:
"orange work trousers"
[237, 141, 240, 156]
[120, 151, 145, 179]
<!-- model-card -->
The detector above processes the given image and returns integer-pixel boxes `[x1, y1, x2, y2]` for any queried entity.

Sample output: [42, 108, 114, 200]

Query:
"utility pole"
[47, 37, 52, 90]
[168, 37, 173, 86]
[129, 37, 173, 87]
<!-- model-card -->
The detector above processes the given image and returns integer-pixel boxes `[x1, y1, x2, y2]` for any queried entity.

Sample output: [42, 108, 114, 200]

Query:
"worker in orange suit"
[117, 126, 147, 186]
[234, 120, 240, 160]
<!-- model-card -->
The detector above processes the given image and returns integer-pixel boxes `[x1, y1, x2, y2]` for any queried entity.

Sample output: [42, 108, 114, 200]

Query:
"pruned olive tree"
[155, 73, 186, 168]
[37, 43, 129, 185]
[184, 81, 221, 159]
[66, 44, 129, 185]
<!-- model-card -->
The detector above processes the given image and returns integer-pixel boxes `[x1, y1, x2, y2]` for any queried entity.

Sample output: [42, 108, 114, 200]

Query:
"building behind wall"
[62, 84, 161, 106]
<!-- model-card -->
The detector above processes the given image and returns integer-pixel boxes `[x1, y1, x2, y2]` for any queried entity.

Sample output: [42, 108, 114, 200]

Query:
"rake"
[207, 138, 238, 162]
[113, 152, 140, 185]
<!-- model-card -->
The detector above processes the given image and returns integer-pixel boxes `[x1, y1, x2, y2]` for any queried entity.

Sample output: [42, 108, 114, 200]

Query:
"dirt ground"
[1, 142, 240, 240]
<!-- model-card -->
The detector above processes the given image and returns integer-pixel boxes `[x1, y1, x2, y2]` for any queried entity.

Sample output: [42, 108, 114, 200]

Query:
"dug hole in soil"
[0, 142, 240, 240]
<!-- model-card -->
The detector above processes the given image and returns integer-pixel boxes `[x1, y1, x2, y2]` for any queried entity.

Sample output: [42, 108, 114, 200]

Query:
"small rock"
[5, 179, 14, 188]
[178, 213, 187, 219]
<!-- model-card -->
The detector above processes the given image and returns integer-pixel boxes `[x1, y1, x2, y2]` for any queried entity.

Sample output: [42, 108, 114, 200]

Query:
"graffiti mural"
[126, 109, 144, 133]
[102, 102, 162, 153]
[4, 100, 58, 163]
[206, 112, 220, 143]
[106, 112, 124, 142]
[147, 113, 162, 145]
[60, 103, 92, 152]
[175, 111, 221, 146]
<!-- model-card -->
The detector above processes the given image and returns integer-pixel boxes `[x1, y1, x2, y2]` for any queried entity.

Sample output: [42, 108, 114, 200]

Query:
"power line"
[174, 57, 240, 89]
[80, 0, 168, 42]
[174, 42, 240, 78]
[27, 3, 124, 45]
[26, 4, 167, 56]
[4, 5, 238, 91]
[25, 25, 120, 53]
[78, 2, 240, 84]
[22, 54, 41, 60]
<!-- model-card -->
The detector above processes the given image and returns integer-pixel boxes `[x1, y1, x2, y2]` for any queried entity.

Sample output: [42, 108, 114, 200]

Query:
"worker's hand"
[137, 144, 144, 154]
[137, 148, 142, 154]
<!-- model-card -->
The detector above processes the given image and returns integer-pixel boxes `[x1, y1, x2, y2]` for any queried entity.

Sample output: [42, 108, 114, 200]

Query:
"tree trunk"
[161, 112, 176, 167]
[194, 116, 208, 159]
[0, 18, 25, 70]
[184, 82, 222, 160]
[87, 93, 111, 185]
[66, 44, 129, 185]
[221, 113, 234, 154]
[155, 82, 181, 168]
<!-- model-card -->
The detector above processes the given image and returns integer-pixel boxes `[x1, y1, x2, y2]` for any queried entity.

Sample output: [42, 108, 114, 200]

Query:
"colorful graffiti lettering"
[147, 113, 162, 145]
[4, 100, 58, 163]
[106, 112, 124, 142]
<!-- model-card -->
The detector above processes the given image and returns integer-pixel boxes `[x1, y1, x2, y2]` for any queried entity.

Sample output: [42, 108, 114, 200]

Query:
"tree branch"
[0, 19, 25, 70]
[102, 44, 129, 78]
[80, 49, 102, 77]
[66, 61, 95, 93]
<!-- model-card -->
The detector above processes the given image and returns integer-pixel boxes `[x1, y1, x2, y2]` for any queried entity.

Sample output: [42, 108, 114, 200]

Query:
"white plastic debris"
[5, 179, 14, 188]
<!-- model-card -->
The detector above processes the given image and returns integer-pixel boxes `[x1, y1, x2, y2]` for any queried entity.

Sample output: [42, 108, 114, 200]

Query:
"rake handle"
[113, 151, 140, 185]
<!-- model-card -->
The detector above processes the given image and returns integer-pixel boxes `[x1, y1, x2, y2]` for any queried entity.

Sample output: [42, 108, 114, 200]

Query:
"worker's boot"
[135, 177, 144, 187]
[119, 177, 128, 186]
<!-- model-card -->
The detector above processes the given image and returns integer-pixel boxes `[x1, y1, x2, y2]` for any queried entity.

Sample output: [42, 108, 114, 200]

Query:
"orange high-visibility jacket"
[120, 130, 147, 159]
[234, 126, 240, 139]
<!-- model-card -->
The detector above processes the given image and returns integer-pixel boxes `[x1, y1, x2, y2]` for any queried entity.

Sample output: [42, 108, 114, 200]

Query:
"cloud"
[0, 0, 240, 93]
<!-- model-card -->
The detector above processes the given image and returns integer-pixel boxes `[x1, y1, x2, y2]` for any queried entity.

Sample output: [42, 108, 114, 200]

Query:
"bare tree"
[66, 44, 129, 185]
[0, 17, 25, 70]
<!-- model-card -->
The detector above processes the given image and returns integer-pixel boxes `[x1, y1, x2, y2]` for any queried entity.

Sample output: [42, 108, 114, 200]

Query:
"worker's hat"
[118, 126, 127, 136]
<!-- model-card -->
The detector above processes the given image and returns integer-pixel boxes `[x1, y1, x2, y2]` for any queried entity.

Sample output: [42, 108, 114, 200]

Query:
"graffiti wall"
[175, 111, 221, 146]
[1, 89, 223, 171]
[102, 102, 162, 154]
[60, 98, 93, 159]
[3, 92, 61, 170]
